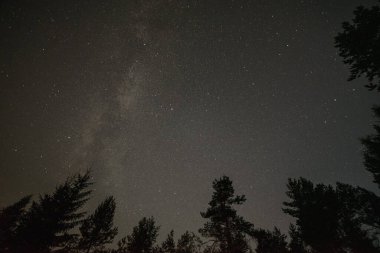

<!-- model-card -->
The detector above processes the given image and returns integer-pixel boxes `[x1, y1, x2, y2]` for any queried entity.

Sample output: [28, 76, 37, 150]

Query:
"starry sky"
[1, 0, 379, 242]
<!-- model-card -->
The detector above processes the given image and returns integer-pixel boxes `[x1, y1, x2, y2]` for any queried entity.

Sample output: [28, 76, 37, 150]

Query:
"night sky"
[1, 0, 379, 242]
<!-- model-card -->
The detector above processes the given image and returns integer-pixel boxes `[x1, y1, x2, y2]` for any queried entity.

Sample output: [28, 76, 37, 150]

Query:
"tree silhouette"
[199, 176, 254, 253]
[176, 231, 202, 253]
[127, 217, 160, 253]
[78, 196, 118, 253]
[335, 2, 380, 91]
[283, 178, 340, 253]
[287, 224, 307, 253]
[335, 2, 380, 251]
[113, 237, 128, 253]
[0, 195, 31, 252]
[14, 171, 93, 253]
[361, 106, 380, 188]
[161, 230, 175, 253]
[283, 177, 379, 253]
[253, 227, 289, 253]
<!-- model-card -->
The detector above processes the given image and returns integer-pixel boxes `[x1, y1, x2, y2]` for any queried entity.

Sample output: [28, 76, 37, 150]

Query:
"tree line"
[1, 2, 380, 253]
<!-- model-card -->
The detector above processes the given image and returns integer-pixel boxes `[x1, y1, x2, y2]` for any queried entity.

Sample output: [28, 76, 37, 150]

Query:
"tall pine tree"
[199, 176, 253, 253]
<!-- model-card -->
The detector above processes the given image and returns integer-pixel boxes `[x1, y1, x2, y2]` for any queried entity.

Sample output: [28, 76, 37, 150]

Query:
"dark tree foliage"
[288, 224, 307, 253]
[334, 2, 380, 251]
[14, 171, 93, 253]
[362, 106, 380, 188]
[78, 196, 118, 253]
[161, 230, 175, 253]
[0, 195, 31, 253]
[199, 176, 254, 253]
[113, 237, 128, 253]
[151, 230, 176, 253]
[127, 217, 160, 253]
[253, 227, 289, 253]
[283, 178, 379, 253]
[335, 1, 380, 91]
[336, 182, 380, 233]
[176, 231, 202, 253]
[2, 172, 379, 253]
[283, 178, 340, 253]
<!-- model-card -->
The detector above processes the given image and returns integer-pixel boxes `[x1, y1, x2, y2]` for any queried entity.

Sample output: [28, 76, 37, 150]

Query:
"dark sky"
[1, 0, 379, 242]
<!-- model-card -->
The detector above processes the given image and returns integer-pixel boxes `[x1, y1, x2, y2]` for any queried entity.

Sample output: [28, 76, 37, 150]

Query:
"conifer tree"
[15, 171, 92, 253]
[176, 231, 202, 253]
[0, 195, 31, 252]
[283, 178, 379, 253]
[78, 196, 118, 253]
[161, 230, 175, 253]
[199, 176, 254, 253]
[287, 224, 307, 253]
[113, 237, 128, 253]
[253, 227, 289, 253]
[127, 217, 159, 253]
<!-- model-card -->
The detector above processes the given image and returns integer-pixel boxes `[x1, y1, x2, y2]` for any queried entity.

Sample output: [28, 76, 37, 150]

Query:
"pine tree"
[161, 230, 175, 253]
[113, 237, 128, 253]
[253, 227, 289, 253]
[283, 178, 379, 253]
[78, 196, 118, 253]
[0, 195, 31, 252]
[199, 176, 254, 253]
[14, 171, 92, 253]
[287, 224, 307, 253]
[176, 231, 202, 253]
[283, 178, 340, 253]
[127, 217, 159, 253]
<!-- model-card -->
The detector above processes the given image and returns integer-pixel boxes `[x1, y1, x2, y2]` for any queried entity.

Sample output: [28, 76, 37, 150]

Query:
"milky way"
[1, 0, 379, 241]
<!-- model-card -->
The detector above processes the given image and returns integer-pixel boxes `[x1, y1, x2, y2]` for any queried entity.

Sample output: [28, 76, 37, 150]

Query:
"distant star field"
[1, 0, 379, 241]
